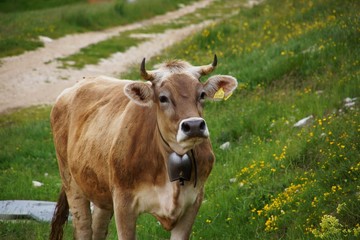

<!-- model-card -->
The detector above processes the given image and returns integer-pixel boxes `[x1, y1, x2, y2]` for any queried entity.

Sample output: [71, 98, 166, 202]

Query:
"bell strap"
[157, 122, 197, 188]
[189, 149, 197, 188]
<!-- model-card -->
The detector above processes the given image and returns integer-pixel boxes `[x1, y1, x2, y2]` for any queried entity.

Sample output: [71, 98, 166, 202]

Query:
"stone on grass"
[293, 115, 313, 127]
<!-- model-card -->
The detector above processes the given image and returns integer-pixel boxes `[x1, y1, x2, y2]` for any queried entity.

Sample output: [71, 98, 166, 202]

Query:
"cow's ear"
[124, 82, 154, 107]
[203, 75, 238, 101]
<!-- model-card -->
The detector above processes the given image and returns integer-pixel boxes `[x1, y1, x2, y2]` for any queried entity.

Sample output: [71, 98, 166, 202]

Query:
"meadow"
[0, 0, 195, 58]
[57, 0, 238, 69]
[0, 0, 359, 239]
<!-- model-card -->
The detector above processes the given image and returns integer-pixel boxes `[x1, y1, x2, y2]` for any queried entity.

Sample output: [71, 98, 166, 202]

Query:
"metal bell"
[167, 152, 192, 185]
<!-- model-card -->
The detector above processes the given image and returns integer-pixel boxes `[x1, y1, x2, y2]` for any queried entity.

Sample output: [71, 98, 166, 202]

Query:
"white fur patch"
[176, 117, 209, 143]
[135, 181, 198, 222]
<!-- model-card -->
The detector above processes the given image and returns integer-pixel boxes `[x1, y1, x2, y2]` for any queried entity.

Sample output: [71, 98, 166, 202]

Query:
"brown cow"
[50, 56, 237, 240]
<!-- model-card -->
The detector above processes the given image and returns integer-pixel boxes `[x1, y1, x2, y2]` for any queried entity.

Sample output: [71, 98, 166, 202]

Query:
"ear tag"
[213, 87, 225, 100]
[224, 92, 233, 101]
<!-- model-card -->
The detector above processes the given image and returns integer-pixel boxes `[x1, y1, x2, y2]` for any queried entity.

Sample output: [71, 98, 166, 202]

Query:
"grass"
[0, 0, 196, 58]
[59, 32, 146, 69]
[58, 0, 242, 69]
[0, 107, 59, 200]
[0, 0, 86, 13]
[1, 0, 359, 239]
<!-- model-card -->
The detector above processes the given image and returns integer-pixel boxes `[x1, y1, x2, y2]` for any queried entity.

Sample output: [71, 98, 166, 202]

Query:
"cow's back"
[51, 76, 134, 207]
[51, 75, 132, 157]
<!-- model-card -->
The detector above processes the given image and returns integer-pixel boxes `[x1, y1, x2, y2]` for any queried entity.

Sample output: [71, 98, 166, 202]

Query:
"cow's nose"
[180, 118, 208, 139]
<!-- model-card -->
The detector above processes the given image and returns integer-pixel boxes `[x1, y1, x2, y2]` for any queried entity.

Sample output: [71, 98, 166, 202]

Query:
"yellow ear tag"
[224, 92, 233, 101]
[214, 87, 225, 99]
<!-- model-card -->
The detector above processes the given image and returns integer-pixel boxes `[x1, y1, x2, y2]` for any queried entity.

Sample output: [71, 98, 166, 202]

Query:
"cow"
[49, 55, 237, 240]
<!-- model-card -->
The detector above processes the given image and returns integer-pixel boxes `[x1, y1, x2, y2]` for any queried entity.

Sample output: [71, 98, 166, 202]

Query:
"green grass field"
[1, 0, 359, 239]
[57, 0, 240, 69]
[0, 0, 195, 58]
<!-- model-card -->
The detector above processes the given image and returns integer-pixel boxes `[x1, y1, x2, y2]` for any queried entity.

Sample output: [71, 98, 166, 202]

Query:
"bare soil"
[0, 0, 264, 114]
[0, 0, 214, 113]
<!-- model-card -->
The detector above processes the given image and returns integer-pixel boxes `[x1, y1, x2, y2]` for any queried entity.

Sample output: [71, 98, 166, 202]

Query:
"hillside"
[0, 0, 359, 239]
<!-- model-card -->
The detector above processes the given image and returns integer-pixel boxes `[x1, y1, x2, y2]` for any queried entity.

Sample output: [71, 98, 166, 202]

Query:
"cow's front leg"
[112, 190, 137, 240]
[170, 189, 204, 240]
[92, 205, 113, 240]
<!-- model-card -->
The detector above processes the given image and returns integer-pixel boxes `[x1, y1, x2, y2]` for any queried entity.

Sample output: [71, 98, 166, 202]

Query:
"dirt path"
[0, 0, 263, 114]
[0, 0, 214, 113]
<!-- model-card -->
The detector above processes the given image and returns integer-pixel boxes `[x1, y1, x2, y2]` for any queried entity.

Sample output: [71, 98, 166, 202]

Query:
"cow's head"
[125, 56, 237, 155]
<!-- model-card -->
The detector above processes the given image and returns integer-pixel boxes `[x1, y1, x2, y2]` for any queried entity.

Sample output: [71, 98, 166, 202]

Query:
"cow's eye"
[159, 95, 169, 103]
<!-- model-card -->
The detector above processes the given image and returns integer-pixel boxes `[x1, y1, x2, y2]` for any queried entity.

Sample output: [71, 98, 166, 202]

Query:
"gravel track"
[0, 0, 214, 113]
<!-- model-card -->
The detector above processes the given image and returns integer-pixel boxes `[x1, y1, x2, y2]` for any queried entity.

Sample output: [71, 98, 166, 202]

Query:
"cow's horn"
[212, 54, 218, 68]
[198, 54, 217, 76]
[140, 58, 154, 81]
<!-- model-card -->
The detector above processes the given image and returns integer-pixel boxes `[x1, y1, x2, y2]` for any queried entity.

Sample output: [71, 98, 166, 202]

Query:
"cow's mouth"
[178, 137, 205, 150]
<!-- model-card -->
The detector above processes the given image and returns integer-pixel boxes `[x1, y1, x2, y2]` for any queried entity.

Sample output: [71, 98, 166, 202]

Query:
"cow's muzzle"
[177, 117, 209, 143]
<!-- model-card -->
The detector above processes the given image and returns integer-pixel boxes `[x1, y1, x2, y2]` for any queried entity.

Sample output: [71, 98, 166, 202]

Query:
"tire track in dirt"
[0, 0, 214, 113]
[0, 0, 264, 113]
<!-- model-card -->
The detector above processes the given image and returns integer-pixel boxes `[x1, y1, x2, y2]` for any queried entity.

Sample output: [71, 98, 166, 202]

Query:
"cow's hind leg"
[92, 206, 113, 240]
[66, 185, 92, 239]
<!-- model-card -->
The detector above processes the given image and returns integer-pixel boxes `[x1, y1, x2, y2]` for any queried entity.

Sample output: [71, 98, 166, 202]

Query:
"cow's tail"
[50, 186, 69, 240]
